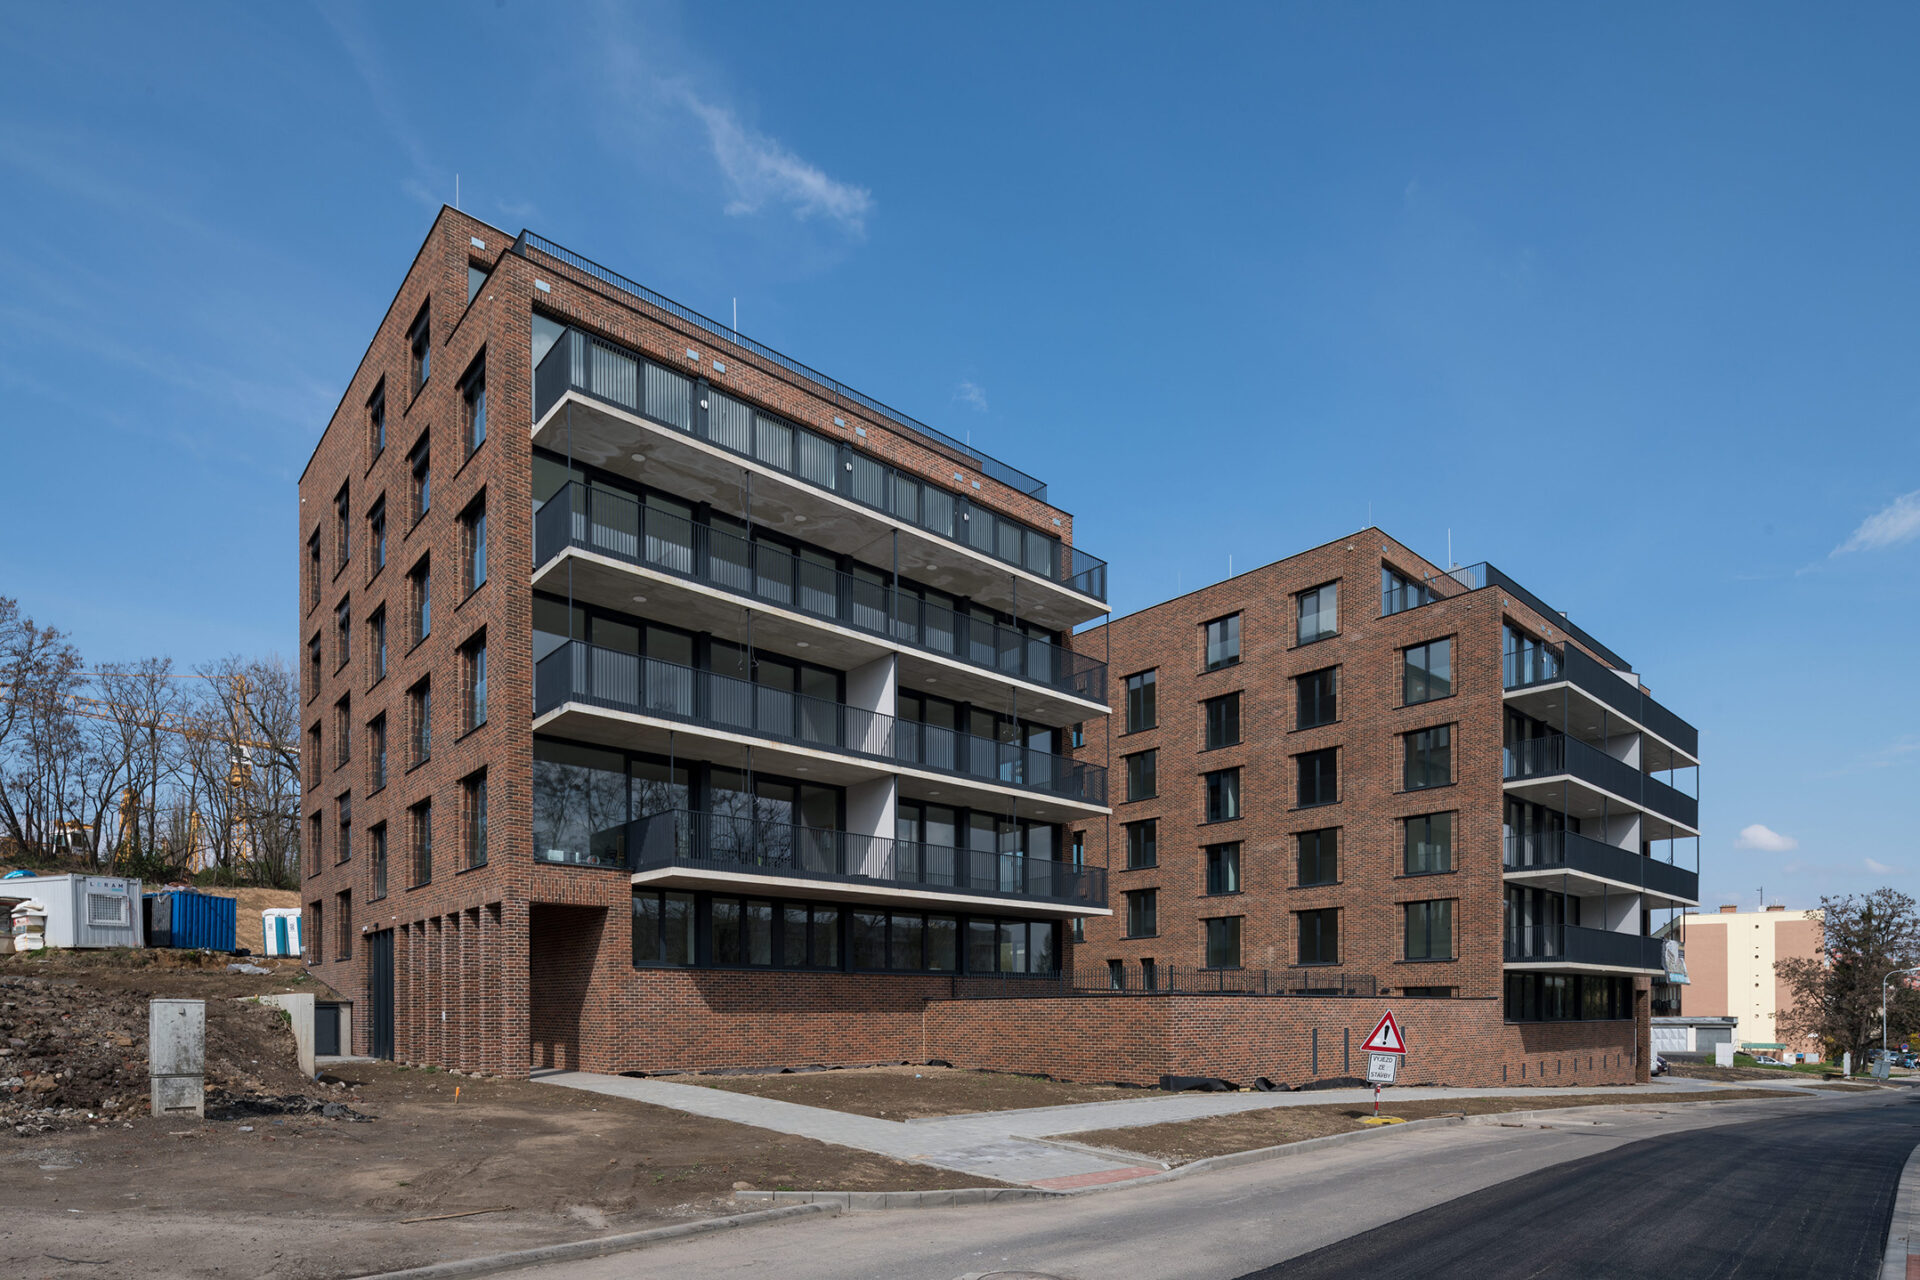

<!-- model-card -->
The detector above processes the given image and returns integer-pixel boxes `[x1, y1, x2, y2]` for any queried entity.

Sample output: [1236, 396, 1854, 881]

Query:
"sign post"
[1361, 1011, 1407, 1119]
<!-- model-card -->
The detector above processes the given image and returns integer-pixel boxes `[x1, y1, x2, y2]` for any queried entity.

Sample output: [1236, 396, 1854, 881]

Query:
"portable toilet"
[0, 875, 144, 948]
[262, 908, 303, 958]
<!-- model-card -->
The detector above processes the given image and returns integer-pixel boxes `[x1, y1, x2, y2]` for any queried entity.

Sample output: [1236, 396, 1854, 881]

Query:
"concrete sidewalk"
[530, 1069, 1758, 1190]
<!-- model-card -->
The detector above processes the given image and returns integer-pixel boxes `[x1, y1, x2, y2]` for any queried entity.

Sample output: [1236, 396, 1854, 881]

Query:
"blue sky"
[2, 3, 1915, 908]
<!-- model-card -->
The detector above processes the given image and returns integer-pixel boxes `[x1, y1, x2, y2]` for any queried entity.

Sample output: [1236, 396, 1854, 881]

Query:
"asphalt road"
[1248, 1092, 1920, 1280]
[502, 1092, 1918, 1280]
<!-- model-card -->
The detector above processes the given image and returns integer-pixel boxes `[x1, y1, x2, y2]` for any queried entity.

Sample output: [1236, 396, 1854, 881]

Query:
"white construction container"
[262, 907, 304, 957]
[0, 875, 145, 949]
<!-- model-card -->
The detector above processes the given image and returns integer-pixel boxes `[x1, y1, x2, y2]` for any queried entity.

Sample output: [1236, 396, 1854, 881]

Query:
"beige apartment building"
[1678, 905, 1823, 1057]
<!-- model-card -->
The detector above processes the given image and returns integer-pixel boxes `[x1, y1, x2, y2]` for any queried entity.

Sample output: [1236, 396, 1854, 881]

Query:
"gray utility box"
[149, 998, 206, 1118]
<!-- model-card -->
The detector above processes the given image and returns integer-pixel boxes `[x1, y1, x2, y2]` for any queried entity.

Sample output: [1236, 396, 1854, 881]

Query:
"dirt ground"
[664, 1063, 1151, 1118]
[1061, 1088, 1801, 1165]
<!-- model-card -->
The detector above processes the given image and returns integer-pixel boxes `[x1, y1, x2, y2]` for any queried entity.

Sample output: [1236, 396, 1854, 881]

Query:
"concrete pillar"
[845, 653, 897, 756]
[501, 898, 531, 1079]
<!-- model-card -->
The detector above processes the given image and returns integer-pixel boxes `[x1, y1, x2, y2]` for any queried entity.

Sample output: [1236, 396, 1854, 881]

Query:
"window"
[780, 902, 842, 969]
[1297, 747, 1338, 807]
[1506, 973, 1633, 1023]
[409, 558, 431, 644]
[409, 799, 432, 887]
[467, 262, 487, 305]
[1141, 958, 1158, 991]
[1296, 908, 1339, 965]
[463, 636, 488, 729]
[408, 302, 431, 395]
[1125, 670, 1157, 733]
[368, 714, 387, 792]
[1107, 959, 1125, 990]
[334, 484, 351, 572]
[368, 381, 386, 459]
[410, 439, 431, 523]
[463, 770, 488, 870]
[1069, 723, 1086, 749]
[334, 598, 352, 669]
[1203, 692, 1240, 749]
[333, 696, 351, 768]
[1504, 623, 1561, 688]
[1382, 565, 1433, 616]
[1070, 831, 1086, 866]
[1404, 813, 1454, 875]
[308, 900, 321, 961]
[1204, 614, 1241, 670]
[1403, 638, 1453, 705]
[461, 355, 487, 456]
[307, 811, 322, 876]
[1205, 842, 1241, 895]
[463, 497, 487, 594]
[1403, 986, 1455, 999]
[1203, 767, 1241, 822]
[409, 678, 432, 767]
[86, 893, 131, 927]
[1404, 726, 1452, 790]
[335, 891, 352, 961]
[1205, 917, 1242, 969]
[1295, 667, 1338, 729]
[307, 531, 321, 608]
[1126, 889, 1158, 938]
[368, 497, 386, 575]
[1125, 749, 1157, 801]
[306, 724, 321, 788]
[307, 632, 322, 690]
[1125, 819, 1158, 869]
[1296, 582, 1338, 643]
[1405, 900, 1454, 961]
[368, 608, 387, 683]
[369, 822, 388, 900]
[1296, 828, 1338, 886]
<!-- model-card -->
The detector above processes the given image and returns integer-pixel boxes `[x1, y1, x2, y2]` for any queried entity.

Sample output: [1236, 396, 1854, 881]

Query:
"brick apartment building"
[299, 211, 1702, 1088]
[1067, 535, 1702, 1082]
[298, 208, 1115, 1075]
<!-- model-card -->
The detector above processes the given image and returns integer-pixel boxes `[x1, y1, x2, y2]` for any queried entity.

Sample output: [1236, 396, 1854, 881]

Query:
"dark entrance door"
[367, 929, 395, 1059]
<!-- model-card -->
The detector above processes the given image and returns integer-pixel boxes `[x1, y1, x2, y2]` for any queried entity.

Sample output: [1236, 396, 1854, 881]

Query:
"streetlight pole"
[1882, 965, 1920, 1072]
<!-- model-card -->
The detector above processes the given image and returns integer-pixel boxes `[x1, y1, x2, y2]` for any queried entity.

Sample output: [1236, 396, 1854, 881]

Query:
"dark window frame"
[1403, 724, 1453, 791]
[1204, 613, 1241, 671]
[1125, 888, 1159, 939]
[1295, 666, 1338, 729]
[1403, 812, 1455, 875]
[1296, 581, 1339, 645]
[1204, 915, 1243, 970]
[1203, 691, 1241, 750]
[1124, 818, 1158, 870]
[1204, 842, 1241, 896]
[1125, 749, 1158, 802]
[1403, 637, 1454, 706]
[1296, 747, 1339, 808]
[1203, 766, 1241, 823]
[1296, 827, 1339, 886]
[1404, 898, 1455, 961]
[1296, 907, 1339, 966]
[1124, 669, 1158, 734]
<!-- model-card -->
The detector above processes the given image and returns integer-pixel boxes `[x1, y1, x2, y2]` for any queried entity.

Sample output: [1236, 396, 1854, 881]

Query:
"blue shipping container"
[145, 891, 237, 952]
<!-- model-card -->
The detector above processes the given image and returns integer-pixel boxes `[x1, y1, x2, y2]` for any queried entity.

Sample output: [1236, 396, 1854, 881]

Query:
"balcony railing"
[533, 325, 1107, 602]
[1504, 641, 1698, 758]
[1503, 734, 1699, 830]
[535, 482, 1108, 704]
[950, 967, 1379, 998]
[1505, 923, 1665, 971]
[1504, 831, 1699, 902]
[1378, 561, 1628, 671]
[534, 640, 1108, 806]
[626, 809, 1107, 908]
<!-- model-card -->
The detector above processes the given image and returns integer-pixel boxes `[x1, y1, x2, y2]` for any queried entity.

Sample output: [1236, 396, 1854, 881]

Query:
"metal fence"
[948, 966, 1379, 999]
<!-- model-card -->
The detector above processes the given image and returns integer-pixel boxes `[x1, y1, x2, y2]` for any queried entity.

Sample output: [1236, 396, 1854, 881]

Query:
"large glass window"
[1125, 670, 1157, 733]
[1126, 889, 1158, 938]
[1205, 843, 1241, 895]
[1204, 614, 1241, 670]
[1296, 828, 1338, 886]
[1295, 667, 1338, 729]
[1505, 973, 1632, 1022]
[1204, 692, 1241, 749]
[1125, 749, 1158, 801]
[1203, 768, 1241, 822]
[1382, 566, 1433, 616]
[533, 740, 629, 866]
[1296, 908, 1339, 965]
[1296, 582, 1338, 643]
[633, 891, 696, 966]
[1297, 747, 1338, 807]
[1125, 819, 1158, 869]
[1403, 639, 1452, 705]
[1405, 900, 1454, 961]
[1404, 813, 1454, 875]
[1503, 623, 1561, 689]
[1205, 917, 1242, 969]
[1404, 726, 1453, 790]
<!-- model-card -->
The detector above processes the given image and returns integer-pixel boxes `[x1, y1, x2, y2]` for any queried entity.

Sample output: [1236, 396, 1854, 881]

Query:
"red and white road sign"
[1362, 1011, 1406, 1055]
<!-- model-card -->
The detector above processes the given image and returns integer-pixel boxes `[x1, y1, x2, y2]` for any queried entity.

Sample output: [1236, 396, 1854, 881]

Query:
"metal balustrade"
[534, 482, 1108, 704]
[1503, 733, 1699, 830]
[1504, 641, 1699, 758]
[1504, 923, 1665, 970]
[534, 640, 1108, 806]
[1504, 831, 1699, 902]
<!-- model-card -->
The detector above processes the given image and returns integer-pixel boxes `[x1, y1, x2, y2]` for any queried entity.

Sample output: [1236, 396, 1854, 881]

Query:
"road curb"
[357, 1202, 838, 1279]
[1881, 1133, 1920, 1280]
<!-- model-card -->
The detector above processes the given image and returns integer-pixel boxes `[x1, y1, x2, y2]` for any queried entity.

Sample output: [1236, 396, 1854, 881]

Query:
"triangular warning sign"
[1362, 1010, 1406, 1055]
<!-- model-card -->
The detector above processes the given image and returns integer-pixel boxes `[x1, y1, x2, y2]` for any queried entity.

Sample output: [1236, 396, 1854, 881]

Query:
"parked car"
[1750, 1055, 1783, 1065]
[1650, 1054, 1670, 1077]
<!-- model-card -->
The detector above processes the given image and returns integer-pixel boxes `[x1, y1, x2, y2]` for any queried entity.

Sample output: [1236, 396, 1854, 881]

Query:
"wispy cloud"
[679, 91, 872, 235]
[316, 2, 443, 207]
[1736, 823, 1799, 853]
[1865, 857, 1898, 875]
[954, 380, 989, 413]
[1833, 488, 1920, 555]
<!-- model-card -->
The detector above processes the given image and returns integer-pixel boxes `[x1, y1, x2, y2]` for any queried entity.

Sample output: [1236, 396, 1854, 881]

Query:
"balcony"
[620, 809, 1108, 915]
[531, 325, 1107, 627]
[1504, 923, 1665, 972]
[1504, 641, 1697, 763]
[1504, 832, 1699, 908]
[533, 482, 1108, 718]
[533, 640, 1109, 812]
[1504, 734, 1698, 833]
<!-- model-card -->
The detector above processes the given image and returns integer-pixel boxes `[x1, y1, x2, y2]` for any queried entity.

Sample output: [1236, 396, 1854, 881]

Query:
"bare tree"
[0, 607, 85, 859]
